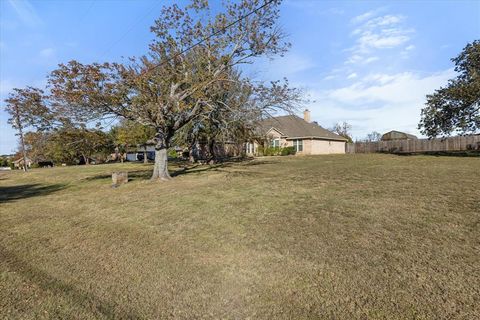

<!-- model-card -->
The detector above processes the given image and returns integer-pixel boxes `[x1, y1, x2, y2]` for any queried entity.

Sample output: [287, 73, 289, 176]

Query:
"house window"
[293, 139, 303, 152]
[246, 142, 255, 154]
[271, 139, 280, 148]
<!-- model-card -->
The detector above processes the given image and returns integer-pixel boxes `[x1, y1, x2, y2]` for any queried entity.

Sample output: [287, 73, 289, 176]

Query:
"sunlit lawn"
[1, 154, 479, 319]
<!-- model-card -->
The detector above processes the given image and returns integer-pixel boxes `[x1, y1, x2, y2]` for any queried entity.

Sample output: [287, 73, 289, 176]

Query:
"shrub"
[280, 146, 296, 156]
[168, 149, 178, 158]
[264, 146, 281, 156]
[257, 146, 295, 156]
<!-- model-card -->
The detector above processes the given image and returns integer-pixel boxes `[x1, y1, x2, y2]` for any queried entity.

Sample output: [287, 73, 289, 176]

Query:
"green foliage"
[258, 146, 278, 156]
[258, 146, 296, 156]
[419, 40, 480, 137]
[0, 157, 13, 167]
[4, 0, 298, 179]
[112, 120, 156, 147]
[3, 87, 52, 131]
[168, 149, 178, 158]
[21, 128, 113, 165]
[280, 146, 296, 156]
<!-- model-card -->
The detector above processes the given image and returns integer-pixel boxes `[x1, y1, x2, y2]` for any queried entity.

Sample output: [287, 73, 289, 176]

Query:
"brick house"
[246, 110, 347, 156]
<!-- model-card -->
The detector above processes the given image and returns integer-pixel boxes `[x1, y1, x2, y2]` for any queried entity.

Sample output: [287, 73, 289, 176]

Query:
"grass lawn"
[1, 154, 479, 319]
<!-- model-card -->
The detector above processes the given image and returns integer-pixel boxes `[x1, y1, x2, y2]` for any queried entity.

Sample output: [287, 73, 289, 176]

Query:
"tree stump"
[112, 171, 128, 187]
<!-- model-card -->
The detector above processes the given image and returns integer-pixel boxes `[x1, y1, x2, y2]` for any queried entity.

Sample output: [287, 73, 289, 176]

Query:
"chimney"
[303, 109, 311, 123]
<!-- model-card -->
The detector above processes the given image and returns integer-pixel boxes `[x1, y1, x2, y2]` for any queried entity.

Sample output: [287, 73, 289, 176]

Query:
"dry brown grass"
[1, 154, 479, 319]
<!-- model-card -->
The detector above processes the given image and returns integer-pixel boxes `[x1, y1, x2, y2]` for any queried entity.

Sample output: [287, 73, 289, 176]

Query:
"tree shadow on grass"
[392, 151, 480, 158]
[83, 170, 151, 182]
[0, 245, 140, 319]
[83, 161, 241, 181]
[0, 183, 67, 204]
[82, 158, 271, 183]
[171, 162, 234, 177]
[240, 159, 276, 166]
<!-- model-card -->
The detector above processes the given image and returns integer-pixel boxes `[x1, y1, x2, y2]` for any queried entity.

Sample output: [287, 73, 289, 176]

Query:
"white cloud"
[305, 69, 456, 139]
[357, 31, 411, 49]
[328, 70, 454, 105]
[346, 11, 414, 65]
[345, 54, 380, 65]
[347, 73, 358, 79]
[364, 14, 405, 28]
[400, 44, 416, 58]
[351, 10, 380, 24]
[354, 14, 413, 51]
[261, 52, 316, 78]
[362, 73, 396, 85]
[39, 47, 55, 58]
[363, 56, 379, 64]
[7, 0, 42, 27]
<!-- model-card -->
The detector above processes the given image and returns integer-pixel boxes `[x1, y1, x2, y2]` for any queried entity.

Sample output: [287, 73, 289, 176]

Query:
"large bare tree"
[47, 0, 293, 180]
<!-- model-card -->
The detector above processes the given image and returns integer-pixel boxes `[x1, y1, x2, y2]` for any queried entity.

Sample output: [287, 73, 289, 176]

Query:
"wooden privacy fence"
[348, 135, 480, 154]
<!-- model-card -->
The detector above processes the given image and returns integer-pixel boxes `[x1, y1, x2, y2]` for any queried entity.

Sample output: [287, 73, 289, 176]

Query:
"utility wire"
[142, 0, 276, 75]
[78, 0, 96, 26]
[99, 0, 163, 60]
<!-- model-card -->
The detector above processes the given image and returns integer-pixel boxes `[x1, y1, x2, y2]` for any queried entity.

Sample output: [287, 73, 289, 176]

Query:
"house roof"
[258, 115, 347, 141]
[13, 157, 31, 164]
[381, 130, 418, 141]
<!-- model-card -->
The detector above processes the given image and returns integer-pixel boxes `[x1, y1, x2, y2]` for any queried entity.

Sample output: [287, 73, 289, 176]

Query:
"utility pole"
[13, 104, 28, 172]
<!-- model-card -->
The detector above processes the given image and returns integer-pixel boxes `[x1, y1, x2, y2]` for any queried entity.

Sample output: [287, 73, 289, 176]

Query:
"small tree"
[331, 121, 353, 143]
[113, 120, 156, 163]
[364, 131, 382, 142]
[419, 40, 480, 137]
[3, 87, 51, 172]
[23, 131, 51, 163]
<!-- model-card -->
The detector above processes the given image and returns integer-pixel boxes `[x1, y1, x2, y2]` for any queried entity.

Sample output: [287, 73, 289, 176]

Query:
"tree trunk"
[18, 125, 28, 172]
[15, 108, 28, 172]
[151, 133, 171, 181]
[189, 142, 198, 163]
[151, 148, 171, 180]
[143, 147, 148, 164]
[208, 138, 216, 163]
[114, 146, 119, 162]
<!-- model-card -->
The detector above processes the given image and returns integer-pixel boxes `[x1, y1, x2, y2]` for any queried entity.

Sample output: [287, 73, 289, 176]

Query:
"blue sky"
[1, 0, 479, 154]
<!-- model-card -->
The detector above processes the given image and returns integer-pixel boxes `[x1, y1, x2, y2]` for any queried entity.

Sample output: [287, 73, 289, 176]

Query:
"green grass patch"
[1, 154, 479, 319]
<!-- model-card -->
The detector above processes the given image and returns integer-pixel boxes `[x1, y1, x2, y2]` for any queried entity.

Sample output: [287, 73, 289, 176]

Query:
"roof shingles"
[258, 115, 347, 141]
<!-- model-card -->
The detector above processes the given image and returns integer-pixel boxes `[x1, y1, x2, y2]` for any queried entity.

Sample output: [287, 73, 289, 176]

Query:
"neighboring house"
[246, 109, 348, 156]
[124, 144, 185, 162]
[13, 157, 32, 170]
[125, 145, 156, 162]
[381, 130, 418, 141]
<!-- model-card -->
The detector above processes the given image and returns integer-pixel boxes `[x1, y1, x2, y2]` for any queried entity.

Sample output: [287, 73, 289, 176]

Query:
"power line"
[78, 0, 96, 26]
[143, 0, 276, 75]
[99, 0, 163, 60]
